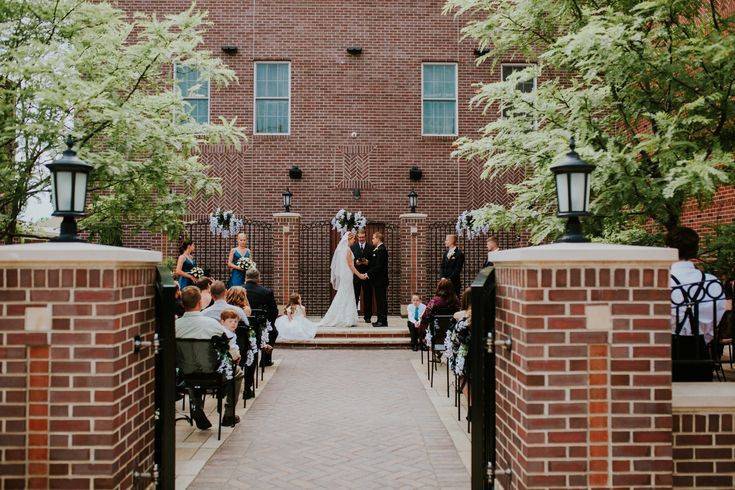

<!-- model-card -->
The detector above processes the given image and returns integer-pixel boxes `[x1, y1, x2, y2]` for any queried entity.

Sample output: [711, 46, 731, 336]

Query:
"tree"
[444, 0, 735, 245]
[0, 1, 245, 244]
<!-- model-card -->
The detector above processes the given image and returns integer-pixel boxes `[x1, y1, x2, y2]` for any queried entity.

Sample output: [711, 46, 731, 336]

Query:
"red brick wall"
[673, 410, 735, 488]
[681, 186, 735, 234]
[492, 263, 673, 489]
[0, 265, 157, 489]
[113, 0, 547, 252]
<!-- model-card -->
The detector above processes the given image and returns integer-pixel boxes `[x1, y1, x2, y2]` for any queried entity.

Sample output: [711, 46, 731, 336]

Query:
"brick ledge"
[672, 382, 735, 412]
[490, 242, 677, 264]
[0, 242, 161, 265]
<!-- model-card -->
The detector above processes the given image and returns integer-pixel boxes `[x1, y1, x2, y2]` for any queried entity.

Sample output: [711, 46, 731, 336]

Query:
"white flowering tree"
[0, 1, 245, 244]
[444, 0, 735, 245]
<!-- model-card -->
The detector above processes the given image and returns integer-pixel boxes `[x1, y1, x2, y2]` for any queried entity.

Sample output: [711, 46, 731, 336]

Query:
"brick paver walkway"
[189, 350, 470, 489]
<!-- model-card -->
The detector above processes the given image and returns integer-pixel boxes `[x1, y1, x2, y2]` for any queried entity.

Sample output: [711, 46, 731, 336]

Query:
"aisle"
[188, 350, 470, 489]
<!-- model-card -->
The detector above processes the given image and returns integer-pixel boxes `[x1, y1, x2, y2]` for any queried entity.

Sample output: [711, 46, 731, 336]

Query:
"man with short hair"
[203, 280, 249, 324]
[352, 229, 374, 323]
[441, 234, 465, 296]
[365, 232, 389, 327]
[484, 236, 499, 268]
[176, 286, 242, 428]
[244, 269, 279, 366]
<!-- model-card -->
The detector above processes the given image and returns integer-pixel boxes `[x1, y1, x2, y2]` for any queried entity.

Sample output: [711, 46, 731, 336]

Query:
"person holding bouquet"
[175, 240, 201, 290]
[227, 232, 253, 287]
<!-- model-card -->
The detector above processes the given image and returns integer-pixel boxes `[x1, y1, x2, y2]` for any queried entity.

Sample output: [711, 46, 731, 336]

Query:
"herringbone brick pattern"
[189, 350, 470, 489]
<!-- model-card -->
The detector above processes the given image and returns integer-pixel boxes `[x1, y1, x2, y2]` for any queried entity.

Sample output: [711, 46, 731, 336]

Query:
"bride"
[318, 231, 366, 328]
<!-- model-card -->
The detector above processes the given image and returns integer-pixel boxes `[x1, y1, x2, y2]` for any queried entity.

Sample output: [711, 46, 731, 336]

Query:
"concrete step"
[279, 326, 411, 349]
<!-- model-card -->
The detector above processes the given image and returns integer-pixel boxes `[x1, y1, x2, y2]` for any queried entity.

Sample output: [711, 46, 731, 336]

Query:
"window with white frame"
[254, 62, 290, 134]
[422, 63, 457, 136]
[501, 64, 536, 118]
[175, 65, 210, 124]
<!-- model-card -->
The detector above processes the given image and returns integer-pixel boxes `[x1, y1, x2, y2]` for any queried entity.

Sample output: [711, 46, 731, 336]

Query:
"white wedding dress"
[275, 305, 318, 340]
[318, 235, 359, 328]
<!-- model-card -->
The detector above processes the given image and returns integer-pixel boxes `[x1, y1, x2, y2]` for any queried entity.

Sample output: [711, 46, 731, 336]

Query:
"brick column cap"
[490, 242, 677, 264]
[0, 242, 161, 265]
[399, 213, 427, 219]
[273, 212, 301, 220]
[673, 383, 735, 412]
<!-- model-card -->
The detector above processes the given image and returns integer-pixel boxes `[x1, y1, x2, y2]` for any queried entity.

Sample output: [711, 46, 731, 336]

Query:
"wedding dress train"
[318, 235, 359, 328]
[275, 305, 318, 340]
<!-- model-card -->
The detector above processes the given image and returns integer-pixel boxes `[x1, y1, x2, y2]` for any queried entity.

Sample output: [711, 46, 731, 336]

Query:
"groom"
[365, 232, 389, 327]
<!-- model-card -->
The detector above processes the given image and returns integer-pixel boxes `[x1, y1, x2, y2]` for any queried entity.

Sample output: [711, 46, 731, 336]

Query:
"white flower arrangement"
[455, 210, 490, 240]
[209, 208, 243, 238]
[189, 267, 205, 279]
[245, 329, 259, 367]
[236, 256, 256, 272]
[260, 321, 273, 349]
[331, 209, 368, 235]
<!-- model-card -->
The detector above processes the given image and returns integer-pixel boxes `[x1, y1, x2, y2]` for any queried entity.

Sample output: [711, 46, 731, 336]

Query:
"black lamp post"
[550, 137, 595, 243]
[282, 188, 293, 212]
[408, 190, 418, 213]
[45, 137, 92, 242]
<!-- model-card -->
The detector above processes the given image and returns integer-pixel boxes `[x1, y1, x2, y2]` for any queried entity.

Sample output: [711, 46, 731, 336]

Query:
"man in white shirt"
[406, 294, 426, 351]
[203, 280, 249, 324]
[667, 227, 725, 381]
[176, 286, 242, 428]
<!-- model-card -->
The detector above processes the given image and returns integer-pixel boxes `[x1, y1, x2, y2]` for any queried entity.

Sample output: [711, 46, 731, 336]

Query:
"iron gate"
[153, 266, 176, 489]
[428, 221, 520, 291]
[470, 266, 499, 489]
[298, 221, 402, 317]
[184, 217, 274, 289]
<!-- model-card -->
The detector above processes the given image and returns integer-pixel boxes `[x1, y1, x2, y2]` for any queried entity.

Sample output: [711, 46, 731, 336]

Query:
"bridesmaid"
[175, 240, 198, 290]
[227, 232, 252, 287]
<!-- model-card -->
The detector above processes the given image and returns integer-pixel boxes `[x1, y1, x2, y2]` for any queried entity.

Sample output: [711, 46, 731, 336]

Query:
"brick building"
[118, 0, 528, 247]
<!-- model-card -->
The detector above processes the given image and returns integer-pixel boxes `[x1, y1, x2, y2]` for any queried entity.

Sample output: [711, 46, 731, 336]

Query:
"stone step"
[279, 337, 411, 349]
[315, 328, 409, 339]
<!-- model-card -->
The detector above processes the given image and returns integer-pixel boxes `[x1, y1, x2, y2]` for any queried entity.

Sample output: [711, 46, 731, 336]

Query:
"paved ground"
[188, 350, 470, 489]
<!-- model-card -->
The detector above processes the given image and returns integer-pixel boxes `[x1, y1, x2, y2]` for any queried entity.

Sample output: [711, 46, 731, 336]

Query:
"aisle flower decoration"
[236, 256, 256, 272]
[245, 328, 259, 367]
[212, 334, 235, 380]
[443, 317, 470, 377]
[331, 209, 367, 235]
[455, 210, 489, 239]
[190, 266, 205, 279]
[209, 208, 243, 238]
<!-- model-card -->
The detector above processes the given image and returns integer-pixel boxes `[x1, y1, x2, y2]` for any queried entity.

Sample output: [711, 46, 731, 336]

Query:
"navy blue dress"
[229, 249, 251, 287]
[178, 256, 197, 290]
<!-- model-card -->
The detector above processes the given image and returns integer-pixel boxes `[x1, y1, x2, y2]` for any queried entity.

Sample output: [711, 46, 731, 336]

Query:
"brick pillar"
[399, 213, 427, 314]
[0, 243, 160, 489]
[489, 243, 677, 489]
[272, 212, 301, 306]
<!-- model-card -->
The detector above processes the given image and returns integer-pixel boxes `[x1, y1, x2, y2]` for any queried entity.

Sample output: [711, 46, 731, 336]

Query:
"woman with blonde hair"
[225, 286, 252, 317]
[227, 232, 253, 287]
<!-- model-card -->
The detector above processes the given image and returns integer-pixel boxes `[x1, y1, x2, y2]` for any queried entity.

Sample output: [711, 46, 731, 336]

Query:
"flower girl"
[275, 293, 318, 340]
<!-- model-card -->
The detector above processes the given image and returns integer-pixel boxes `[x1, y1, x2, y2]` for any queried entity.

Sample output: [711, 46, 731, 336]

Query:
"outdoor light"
[409, 166, 423, 182]
[221, 45, 238, 55]
[408, 190, 418, 213]
[346, 47, 363, 56]
[282, 188, 293, 212]
[45, 136, 92, 242]
[352, 188, 361, 200]
[550, 137, 595, 243]
[288, 165, 303, 180]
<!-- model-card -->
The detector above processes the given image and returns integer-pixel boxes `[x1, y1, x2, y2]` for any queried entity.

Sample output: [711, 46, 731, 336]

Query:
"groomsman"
[483, 236, 500, 268]
[366, 232, 389, 327]
[441, 234, 465, 296]
[352, 230, 374, 324]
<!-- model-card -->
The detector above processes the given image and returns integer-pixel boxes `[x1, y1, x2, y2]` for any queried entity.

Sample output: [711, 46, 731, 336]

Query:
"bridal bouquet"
[190, 267, 205, 279]
[331, 209, 367, 235]
[455, 210, 489, 240]
[236, 256, 256, 272]
[209, 208, 243, 238]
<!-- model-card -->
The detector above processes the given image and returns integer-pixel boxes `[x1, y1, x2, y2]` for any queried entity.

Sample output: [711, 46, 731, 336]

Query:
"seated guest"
[203, 281, 250, 324]
[418, 278, 460, 340]
[225, 286, 253, 318]
[406, 294, 426, 351]
[244, 269, 279, 367]
[197, 277, 214, 310]
[667, 227, 726, 381]
[175, 286, 242, 429]
[219, 309, 243, 363]
[454, 287, 472, 321]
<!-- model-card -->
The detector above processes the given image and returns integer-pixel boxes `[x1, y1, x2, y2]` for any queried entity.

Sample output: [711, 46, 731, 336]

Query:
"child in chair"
[406, 293, 426, 351]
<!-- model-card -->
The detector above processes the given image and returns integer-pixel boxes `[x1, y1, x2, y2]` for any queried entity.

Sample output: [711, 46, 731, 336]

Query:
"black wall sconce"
[352, 188, 361, 200]
[288, 165, 303, 180]
[346, 46, 363, 56]
[409, 166, 423, 182]
[474, 47, 491, 57]
[221, 46, 238, 55]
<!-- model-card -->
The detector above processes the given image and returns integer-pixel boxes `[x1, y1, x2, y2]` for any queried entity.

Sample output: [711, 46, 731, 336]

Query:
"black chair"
[250, 308, 269, 381]
[427, 315, 455, 397]
[175, 338, 236, 440]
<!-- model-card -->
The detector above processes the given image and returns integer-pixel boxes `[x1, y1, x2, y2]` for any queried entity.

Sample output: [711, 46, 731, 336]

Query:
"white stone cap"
[673, 382, 735, 412]
[489, 242, 677, 264]
[399, 213, 428, 219]
[272, 212, 301, 218]
[0, 242, 161, 265]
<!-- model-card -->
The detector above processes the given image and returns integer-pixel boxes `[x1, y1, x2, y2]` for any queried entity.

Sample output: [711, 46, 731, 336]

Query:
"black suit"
[366, 243, 389, 325]
[351, 241, 374, 322]
[244, 281, 278, 366]
[441, 247, 465, 295]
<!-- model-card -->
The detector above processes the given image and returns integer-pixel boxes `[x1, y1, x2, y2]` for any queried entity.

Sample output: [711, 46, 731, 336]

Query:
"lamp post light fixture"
[550, 137, 595, 243]
[282, 188, 293, 212]
[408, 190, 418, 213]
[45, 136, 92, 242]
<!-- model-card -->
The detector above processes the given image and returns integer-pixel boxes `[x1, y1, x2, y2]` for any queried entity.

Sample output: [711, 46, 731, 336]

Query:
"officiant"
[352, 229, 374, 324]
